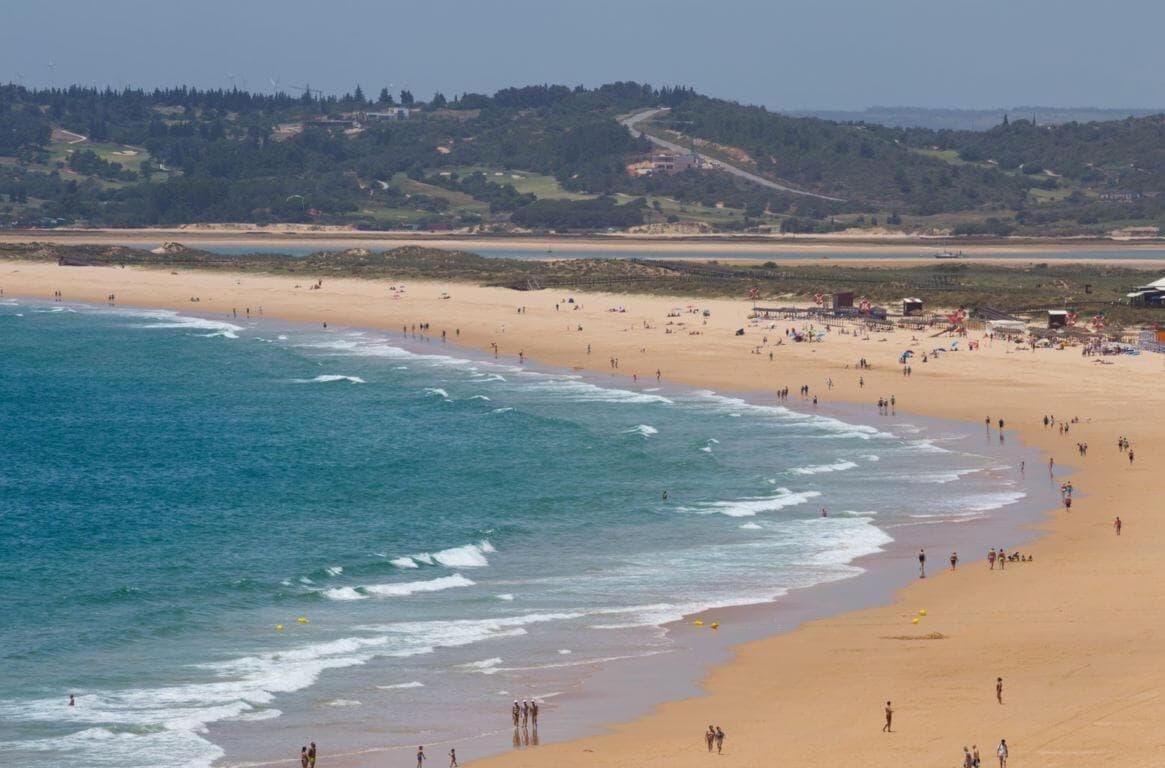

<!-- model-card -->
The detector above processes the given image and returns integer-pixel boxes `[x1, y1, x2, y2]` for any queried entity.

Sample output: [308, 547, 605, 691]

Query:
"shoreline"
[5, 259, 1164, 767]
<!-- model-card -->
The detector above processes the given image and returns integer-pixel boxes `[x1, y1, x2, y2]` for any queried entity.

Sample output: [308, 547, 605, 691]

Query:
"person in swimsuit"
[972, 744, 981, 767]
[996, 677, 1004, 704]
[300, 747, 309, 768]
[512, 701, 520, 727]
[522, 699, 529, 726]
[988, 548, 996, 570]
[918, 548, 926, 578]
[307, 742, 316, 768]
[882, 701, 893, 732]
[1114, 516, 1122, 535]
[950, 552, 958, 571]
[714, 726, 724, 753]
[705, 725, 715, 752]
[449, 748, 458, 767]
[68, 694, 75, 706]
[530, 699, 539, 727]
[417, 746, 427, 768]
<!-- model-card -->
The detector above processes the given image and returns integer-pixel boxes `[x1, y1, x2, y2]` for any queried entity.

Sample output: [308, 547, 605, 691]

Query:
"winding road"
[620, 108, 845, 202]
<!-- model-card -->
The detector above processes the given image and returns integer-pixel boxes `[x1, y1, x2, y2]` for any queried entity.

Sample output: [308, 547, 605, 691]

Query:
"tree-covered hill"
[0, 82, 1160, 236]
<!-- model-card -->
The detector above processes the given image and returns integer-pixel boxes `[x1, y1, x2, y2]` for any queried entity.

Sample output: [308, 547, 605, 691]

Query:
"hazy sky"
[1, 0, 1162, 109]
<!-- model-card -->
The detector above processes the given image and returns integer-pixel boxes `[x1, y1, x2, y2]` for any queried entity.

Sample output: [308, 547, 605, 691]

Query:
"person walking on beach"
[714, 726, 725, 753]
[307, 742, 316, 768]
[998, 546, 1006, 570]
[996, 739, 1008, 767]
[512, 700, 520, 727]
[705, 725, 716, 752]
[996, 677, 1004, 704]
[950, 552, 959, 571]
[449, 748, 458, 768]
[973, 744, 981, 767]
[882, 701, 893, 732]
[988, 548, 997, 570]
[417, 746, 427, 768]
[963, 746, 974, 768]
[300, 747, 309, 768]
[918, 549, 927, 578]
[1114, 516, 1122, 535]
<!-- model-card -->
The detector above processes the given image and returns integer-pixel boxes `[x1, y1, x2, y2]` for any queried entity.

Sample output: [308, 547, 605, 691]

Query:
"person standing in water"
[530, 699, 539, 727]
[307, 743, 316, 768]
[511, 700, 520, 727]
[417, 746, 427, 768]
[950, 552, 959, 571]
[449, 748, 458, 767]
[918, 548, 927, 578]
[68, 694, 75, 706]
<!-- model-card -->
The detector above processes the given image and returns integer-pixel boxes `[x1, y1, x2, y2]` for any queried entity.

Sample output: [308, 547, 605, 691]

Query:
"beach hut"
[1048, 310, 1069, 329]
[902, 298, 924, 317]
[832, 291, 854, 310]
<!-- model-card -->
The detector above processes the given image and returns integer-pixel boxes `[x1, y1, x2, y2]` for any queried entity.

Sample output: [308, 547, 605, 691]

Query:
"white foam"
[322, 698, 361, 708]
[390, 556, 419, 569]
[321, 586, 365, 601]
[469, 395, 491, 401]
[496, 593, 515, 601]
[0, 635, 393, 768]
[324, 566, 343, 577]
[622, 424, 658, 438]
[739, 522, 763, 530]
[520, 378, 673, 405]
[129, 310, 244, 339]
[558, 649, 572, 655]
[790, 460, 858, 475]
[459, 657, 503, 672]
[324, 573, 476, 600]
[490, 407, 514, 414]
[379, 681, 425, 690]
[427, 541, 495, 568]
[424, 387, 451, 399]
[862, 454, 880, 462]
[680, 488, 822, 517]
[293, 374, 365, 384]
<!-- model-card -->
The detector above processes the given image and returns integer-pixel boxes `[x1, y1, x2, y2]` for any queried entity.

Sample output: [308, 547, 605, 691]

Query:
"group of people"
[962, 741, 1009, 768]
[511, 699, 540, 728]
[703, 725, 726, 753]
[298, 742, 316, 768]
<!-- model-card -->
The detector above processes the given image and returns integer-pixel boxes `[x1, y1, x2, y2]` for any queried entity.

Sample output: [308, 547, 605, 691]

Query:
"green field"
[430, 166, 595, 200]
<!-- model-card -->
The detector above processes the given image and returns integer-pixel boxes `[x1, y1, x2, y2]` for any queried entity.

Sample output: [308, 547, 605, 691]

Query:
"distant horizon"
[2, 0, 1164, 111]
[3, 80, 1162, 117]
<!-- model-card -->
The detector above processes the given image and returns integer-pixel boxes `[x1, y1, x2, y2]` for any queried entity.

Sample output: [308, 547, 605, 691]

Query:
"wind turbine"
[269, 75, 282, 94]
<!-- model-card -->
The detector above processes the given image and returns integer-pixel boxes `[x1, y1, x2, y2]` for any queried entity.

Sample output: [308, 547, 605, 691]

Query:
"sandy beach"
[5, 257, 1164, 767]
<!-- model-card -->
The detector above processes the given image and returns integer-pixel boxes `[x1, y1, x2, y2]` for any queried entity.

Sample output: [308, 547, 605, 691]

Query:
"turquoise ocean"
[0, 298, 1058, 767]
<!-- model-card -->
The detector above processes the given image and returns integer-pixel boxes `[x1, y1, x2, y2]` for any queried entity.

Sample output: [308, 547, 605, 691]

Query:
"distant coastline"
[2, 226, 1164, 256]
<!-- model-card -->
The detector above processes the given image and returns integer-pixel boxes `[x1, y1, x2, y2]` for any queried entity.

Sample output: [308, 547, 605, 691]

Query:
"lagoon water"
[0, 299, 1055, 767]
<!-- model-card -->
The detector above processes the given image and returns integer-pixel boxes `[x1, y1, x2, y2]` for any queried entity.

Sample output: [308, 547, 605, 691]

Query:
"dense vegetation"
[0, 82, 1161, 235]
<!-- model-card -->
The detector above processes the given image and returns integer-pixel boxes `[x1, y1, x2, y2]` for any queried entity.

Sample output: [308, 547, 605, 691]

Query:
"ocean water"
[0, 299, 1054, 767]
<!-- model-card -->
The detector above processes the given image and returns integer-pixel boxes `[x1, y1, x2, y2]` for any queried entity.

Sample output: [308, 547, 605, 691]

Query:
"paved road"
[620, 108, 845, 202]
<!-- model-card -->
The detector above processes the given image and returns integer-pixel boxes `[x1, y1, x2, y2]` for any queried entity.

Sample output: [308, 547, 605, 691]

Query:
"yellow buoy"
[276, 624, 284, 631]
[693, 620, 704, 626]
[911, 618, 919, 625]
[297, 617, 309, 624]
[710, 622, 720, 629]
[919, 609, 927, 616]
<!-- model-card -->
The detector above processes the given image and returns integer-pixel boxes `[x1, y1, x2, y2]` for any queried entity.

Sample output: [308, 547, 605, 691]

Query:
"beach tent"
[987, 319, 1027, 334]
